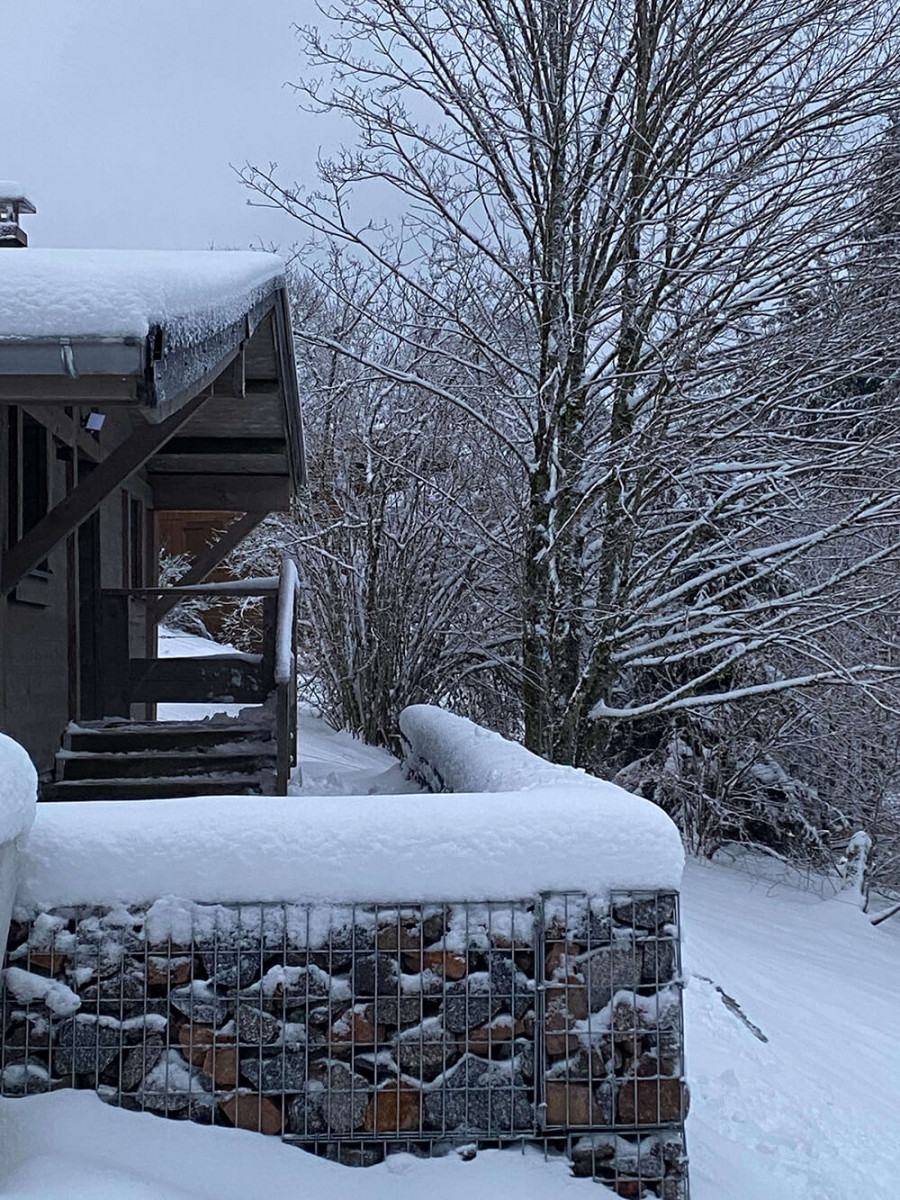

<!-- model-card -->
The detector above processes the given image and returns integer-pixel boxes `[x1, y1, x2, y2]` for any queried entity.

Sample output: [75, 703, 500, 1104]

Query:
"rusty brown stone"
[544, 1006, 579, 1058]
[328, 1004, 382, 1051]
[613, 1182, 641, 1198]
[376, 923, 421, 952]
[220, 1093, 283, 1135]
[635, 1053, 677, 1079]
[178, 1023, 234, 1067]
[617, 1077, 684, 1125]
[545, 942, 581, 980]
[27, 951, 69, 975]
[458, 1015, 530, 1055]
[546, 976, 588, 1020]
[146, 957, 193, 987]
[364, 1082, 421, 1132]
[544, 1081, 607, 1127]
[420, 950, 468, 980]
[202, 1045, 239, 1088]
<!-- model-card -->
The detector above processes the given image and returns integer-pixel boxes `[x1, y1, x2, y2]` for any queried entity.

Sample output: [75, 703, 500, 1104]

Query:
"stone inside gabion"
[1, 892, 687, 1197]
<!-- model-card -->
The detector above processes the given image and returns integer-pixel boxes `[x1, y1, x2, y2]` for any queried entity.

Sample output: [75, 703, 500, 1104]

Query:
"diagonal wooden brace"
[151, 510, 267, 622]
[1, 388, 214, 597]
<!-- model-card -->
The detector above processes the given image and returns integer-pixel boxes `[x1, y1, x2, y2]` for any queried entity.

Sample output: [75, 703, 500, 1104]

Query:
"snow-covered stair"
[42, 718, 277, 801]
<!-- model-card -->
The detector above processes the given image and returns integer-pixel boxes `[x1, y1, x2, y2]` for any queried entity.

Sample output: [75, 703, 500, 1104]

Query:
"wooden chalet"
[0, 189, 305, 799]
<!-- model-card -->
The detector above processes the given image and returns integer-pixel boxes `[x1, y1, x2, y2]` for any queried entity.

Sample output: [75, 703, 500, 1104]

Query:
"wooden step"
[56, 749, 274, 782]
[40, 775, 269, 801]
[65, 720, 273, 754]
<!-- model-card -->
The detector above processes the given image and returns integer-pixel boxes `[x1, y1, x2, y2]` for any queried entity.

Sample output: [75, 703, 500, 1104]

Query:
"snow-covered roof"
[0, 248, 285, 343]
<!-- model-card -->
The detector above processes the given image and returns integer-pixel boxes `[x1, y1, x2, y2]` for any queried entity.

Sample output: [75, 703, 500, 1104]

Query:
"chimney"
[0, 183, 36, 248]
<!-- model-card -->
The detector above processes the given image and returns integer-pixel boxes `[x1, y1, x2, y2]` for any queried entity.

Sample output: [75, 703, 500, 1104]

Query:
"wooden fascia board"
[273, 286, 307, 490]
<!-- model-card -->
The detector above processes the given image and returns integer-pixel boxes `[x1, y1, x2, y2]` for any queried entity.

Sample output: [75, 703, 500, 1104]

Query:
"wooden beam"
[151, 511, 267, 621]
[151, 474, 291, 512]
[0, 389, 213, 596]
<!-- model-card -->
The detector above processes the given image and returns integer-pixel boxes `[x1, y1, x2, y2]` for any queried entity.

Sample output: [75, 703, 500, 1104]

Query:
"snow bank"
[17, 779, 682, 911]
[0, 249, 284, 343]
[0, 733, 37, 844]
[0, 1091, 587, 1200]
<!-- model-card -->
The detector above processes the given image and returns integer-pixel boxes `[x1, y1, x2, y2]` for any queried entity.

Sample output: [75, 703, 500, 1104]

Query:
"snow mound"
[0, 249, 284, 343]
[0, 732, 37, 844]
[0, 1091, 587, 1200]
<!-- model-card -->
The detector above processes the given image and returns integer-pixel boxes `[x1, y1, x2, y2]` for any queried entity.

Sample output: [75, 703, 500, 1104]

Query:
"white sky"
[1, 0, 336, 250]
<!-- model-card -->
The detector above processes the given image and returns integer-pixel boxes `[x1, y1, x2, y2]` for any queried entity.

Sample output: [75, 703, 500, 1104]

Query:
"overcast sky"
[1, 0, 335, 250]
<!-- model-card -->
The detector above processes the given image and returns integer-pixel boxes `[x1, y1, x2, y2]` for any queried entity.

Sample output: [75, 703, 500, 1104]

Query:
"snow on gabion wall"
[1, 892, 688, 1196]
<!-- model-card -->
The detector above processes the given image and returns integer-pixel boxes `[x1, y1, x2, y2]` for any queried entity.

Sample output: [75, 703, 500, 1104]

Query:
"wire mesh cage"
[1, 891, 687, 1196]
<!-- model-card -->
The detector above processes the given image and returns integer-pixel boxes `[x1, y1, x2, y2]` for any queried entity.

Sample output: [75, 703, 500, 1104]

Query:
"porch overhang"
[0, 249, 306, 595]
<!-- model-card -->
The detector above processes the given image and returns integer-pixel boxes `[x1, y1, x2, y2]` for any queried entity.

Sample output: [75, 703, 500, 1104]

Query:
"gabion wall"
[1, 891, 688, 1197]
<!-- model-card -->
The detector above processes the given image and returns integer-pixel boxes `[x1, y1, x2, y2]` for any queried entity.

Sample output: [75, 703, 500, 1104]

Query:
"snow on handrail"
[274, 558, 299, 686]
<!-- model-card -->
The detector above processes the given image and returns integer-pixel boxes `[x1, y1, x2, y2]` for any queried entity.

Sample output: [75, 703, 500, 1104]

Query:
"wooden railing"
[96, 559, 300, 795]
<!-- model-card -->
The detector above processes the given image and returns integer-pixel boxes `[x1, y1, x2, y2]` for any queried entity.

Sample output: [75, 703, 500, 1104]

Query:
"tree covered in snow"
[237, 0, 900, 870]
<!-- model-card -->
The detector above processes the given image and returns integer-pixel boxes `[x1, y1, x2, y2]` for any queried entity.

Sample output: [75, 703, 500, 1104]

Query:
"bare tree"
[245, 0, 900, 770]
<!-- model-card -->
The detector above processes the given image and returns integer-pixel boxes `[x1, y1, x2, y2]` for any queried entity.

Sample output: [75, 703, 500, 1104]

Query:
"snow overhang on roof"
[0, 248, 305, 489]
[0, 249, 285, 402]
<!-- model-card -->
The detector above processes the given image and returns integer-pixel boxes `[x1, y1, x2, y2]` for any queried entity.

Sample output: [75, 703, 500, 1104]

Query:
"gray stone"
[52, 1016, 121, 1076]
[442, 973, 504, 1033]
[234, 1006, 280, 1046]
[641, 938, 677, 986]
[593, 1079, 614, 1124]
[170, 986, 233, 1027]
[583, 945, 640, 1012]
[487, 956, 534, 1019]
[288, 1062, 369, 1135]
[353, 954, 400, 999]
[512, 1039, 534, 1084]
[425, 1055, 533, 1134]
[325, 1142, 385, 1167]
[372, 995, 428, 1027]
[120, 1034, 165, 1092]
[395, 1019, 457, 1081]
[204, 952, 261, 991]
[241, 1050, 307, 1092]
[79, 971, 146, 1003]
[612, 895, 677, 932]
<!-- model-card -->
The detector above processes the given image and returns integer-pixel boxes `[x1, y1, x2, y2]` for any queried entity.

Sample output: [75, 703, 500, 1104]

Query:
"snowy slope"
[682, 857, 900, 1199]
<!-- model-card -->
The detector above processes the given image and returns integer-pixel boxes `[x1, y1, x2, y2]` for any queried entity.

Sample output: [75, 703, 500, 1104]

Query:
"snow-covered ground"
[0, 852, 895, 1198]
[4, 649, 898, 1196]
[683, 856, 900, 1199]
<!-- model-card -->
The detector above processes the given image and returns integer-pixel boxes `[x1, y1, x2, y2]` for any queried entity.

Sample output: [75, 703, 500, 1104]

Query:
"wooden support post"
[0, 388, 214, 596]
[98, 594, 131, 718]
